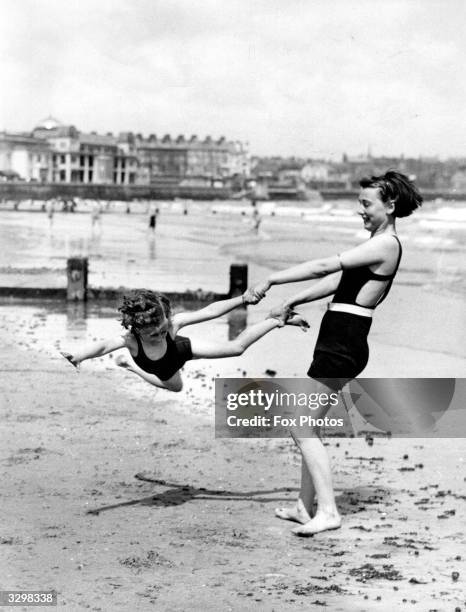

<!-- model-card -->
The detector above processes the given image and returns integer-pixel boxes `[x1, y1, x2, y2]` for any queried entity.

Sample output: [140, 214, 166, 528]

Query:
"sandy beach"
[1, 203, 465, 610]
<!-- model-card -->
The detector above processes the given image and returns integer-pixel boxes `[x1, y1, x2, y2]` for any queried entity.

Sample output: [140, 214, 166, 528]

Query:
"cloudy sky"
[0, 0, 464, 159]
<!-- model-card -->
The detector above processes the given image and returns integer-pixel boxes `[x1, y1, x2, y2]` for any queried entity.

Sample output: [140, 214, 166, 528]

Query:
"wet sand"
[1, 204, 465, 610]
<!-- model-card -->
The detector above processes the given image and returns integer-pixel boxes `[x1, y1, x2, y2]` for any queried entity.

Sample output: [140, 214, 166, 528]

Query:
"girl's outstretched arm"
[61, 334, 128, 367]
[172, 294, 248, 332]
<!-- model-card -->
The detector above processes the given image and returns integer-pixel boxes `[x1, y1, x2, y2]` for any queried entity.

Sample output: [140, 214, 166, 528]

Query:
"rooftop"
[34, 116, 63, 131]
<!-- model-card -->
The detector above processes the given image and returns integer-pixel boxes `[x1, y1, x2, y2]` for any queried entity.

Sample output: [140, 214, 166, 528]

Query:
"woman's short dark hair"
[118, 289, 171, 331]
[359, 170, 423, 218]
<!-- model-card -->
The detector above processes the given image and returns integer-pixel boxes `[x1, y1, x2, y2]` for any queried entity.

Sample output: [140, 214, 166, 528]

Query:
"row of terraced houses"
[0, 117, 250, 186]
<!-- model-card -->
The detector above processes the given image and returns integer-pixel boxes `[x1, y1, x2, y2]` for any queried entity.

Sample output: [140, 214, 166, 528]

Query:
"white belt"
[328, 302, 373, 318]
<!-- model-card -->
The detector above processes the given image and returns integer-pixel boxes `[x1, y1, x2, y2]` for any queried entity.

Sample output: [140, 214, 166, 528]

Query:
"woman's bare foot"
[275, 498, 312, 524]
[292, 511, 342, 536]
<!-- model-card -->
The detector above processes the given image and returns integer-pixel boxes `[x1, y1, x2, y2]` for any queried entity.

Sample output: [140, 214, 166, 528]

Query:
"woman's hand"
[267, 303, 291, 323]
[242, 289, 261, 305]
[246, 279, 271, 302]
[267, 304, 310, 331]
[266, 303, 293, 327]
[242, 283, 269, 304]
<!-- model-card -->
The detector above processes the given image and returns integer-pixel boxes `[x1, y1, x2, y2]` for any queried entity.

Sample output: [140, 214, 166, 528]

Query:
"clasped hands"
[242, 281, 270, 305]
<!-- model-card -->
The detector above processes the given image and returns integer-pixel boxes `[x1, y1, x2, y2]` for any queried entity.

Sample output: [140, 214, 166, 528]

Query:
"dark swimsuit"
[308, 236, 402, 391]
[132, 331, 193, 381]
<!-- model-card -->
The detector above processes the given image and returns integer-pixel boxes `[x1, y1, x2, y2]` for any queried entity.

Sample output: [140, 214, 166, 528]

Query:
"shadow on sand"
[86, 474, 390, 517]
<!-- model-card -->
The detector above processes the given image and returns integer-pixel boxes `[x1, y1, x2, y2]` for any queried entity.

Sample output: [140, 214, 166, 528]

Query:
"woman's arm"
[282, 272, 341, 310]
[172, 295, 244, 331]
[250, 255, 342, 299]
[62, 334, 128, 366]
[250, 236, 392, 299]
[339, 234, 398, 269]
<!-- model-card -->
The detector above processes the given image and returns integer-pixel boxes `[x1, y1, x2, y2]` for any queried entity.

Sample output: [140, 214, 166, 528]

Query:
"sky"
[0, 0, 465, 159]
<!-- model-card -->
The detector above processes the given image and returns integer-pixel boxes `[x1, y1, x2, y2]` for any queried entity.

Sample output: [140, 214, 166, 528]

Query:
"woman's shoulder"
[370, 233, 401, 252]
[368, 234, 401, 271]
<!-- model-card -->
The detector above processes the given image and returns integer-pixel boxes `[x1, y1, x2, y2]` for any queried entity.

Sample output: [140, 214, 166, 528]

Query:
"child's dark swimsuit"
[308, 236, 402, 391]
[132, 332, 193, 381]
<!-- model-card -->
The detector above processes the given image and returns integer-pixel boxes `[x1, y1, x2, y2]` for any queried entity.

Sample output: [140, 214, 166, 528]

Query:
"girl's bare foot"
[292, 511, 342, 536]
[115, 355, 132, 370]
[275, 498, 312, 524]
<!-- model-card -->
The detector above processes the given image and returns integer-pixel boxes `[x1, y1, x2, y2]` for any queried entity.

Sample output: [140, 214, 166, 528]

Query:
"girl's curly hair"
[359, 170, 423, 218]
[118, 289, 172, 331]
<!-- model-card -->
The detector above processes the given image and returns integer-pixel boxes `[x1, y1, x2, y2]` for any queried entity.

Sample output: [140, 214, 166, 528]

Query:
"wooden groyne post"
[229, 263, 248, 297]
[67, 257, 88, 301]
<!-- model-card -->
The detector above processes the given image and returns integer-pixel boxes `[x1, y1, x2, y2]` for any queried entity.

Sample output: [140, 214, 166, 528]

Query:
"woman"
[246, 170, 422, 536]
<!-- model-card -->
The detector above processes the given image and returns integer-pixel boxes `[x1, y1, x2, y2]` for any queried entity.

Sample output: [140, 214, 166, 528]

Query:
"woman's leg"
[115, 355, 183, 392]
[290, 433, 341, 535]
[275, 460, 315, 522]
[277, 380, 342, 535]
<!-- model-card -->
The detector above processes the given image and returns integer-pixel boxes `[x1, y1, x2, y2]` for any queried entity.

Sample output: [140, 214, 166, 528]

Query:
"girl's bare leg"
[191, 310, 309, 359]
[115, 355, 183, 392]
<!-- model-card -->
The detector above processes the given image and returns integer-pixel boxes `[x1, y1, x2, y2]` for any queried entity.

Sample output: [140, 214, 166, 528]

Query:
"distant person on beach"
[60, 290, 309, 393]
[90, 200, 102, 230]
[148, 203, 159, 233]
[251, 201, 262, 235]
[245, 170, 422, 536]
[45, 199, 55, 226]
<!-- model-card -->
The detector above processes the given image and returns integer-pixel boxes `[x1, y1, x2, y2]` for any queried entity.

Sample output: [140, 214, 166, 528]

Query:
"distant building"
[135, 133, 249, 186]
[251, 157, 350, 190]
[32, 117, 138, 184]
[451, 167, 466, 191]
[301, 162, 330, 183]
[0, 131, 52, 182]
[0, 117, 249, 186]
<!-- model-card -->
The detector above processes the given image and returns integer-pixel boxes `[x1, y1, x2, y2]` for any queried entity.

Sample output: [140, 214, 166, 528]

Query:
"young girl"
[60, 289, 308, 392]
